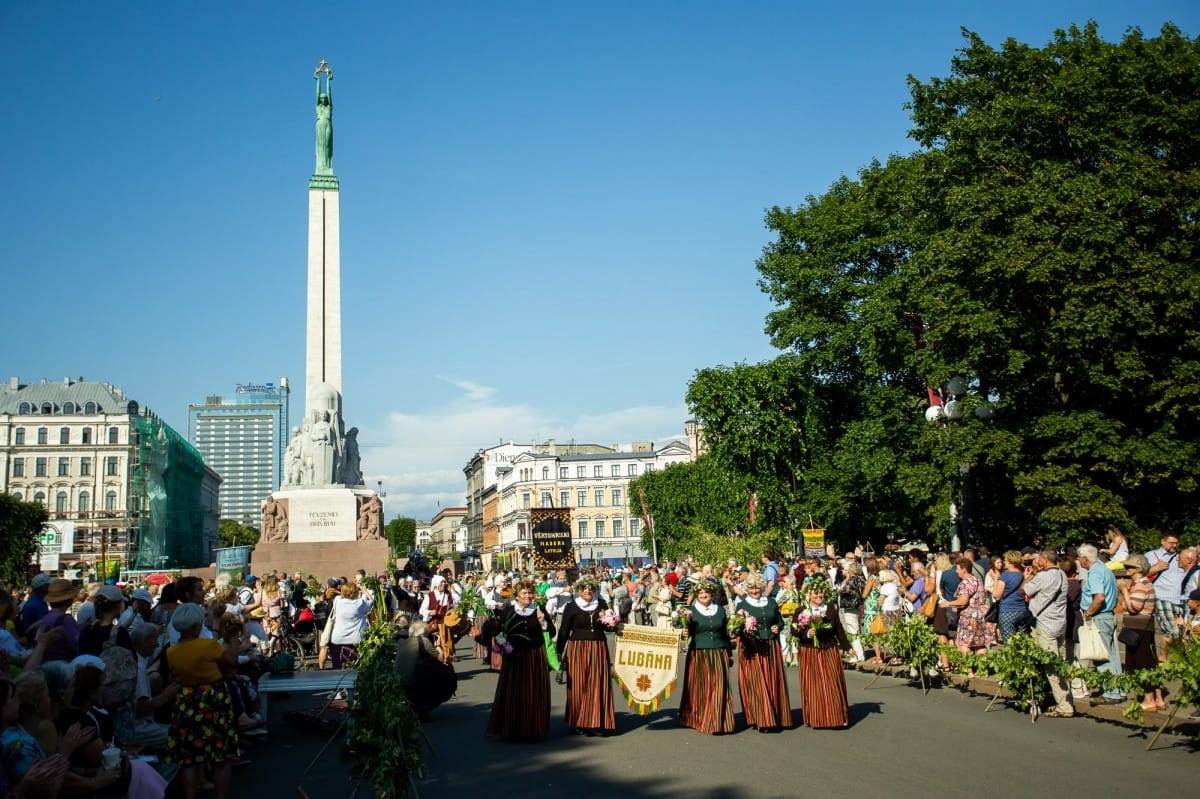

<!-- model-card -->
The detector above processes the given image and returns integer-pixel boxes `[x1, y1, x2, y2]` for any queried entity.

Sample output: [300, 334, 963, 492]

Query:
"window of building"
[541, 490, 552, 507]
[628, 463, 637, 476]
[522, 492, 530, 509]
[630, 517, 640, 537]
[613, 517, 624, 538]
[40, 403, 52, 414]
[577, 489, 586, 507]
[593, 465, 603, 478]
[559, 467, 567, 479]
[106, 457, 119, 476]
[645, 464, 656, 472]
[12, 458, 23, 477]
[63, 402, 76, 414]
[611, 465, 620, 477]
[542, 466, 549, 480]
[57, 458, 69, 477]
[17, 403, 31, 414]
[14, 428, 24, 445]
[85, 402, 97, 414]
[595, 518, 607, 538]
[60, 427, 70, 444]
[55, 492, 68, 513]
[35, 458, 47, 477]
[576, 465, 585, 479]
[37, 428, 48, 445]
[11, 492, 21, 501]
[81, 427, 92, 444]
[80, 457, 91, 476]
[105, 491, 117, 511]
[78, 491, 89, 513]
[559, 490, 569, 507]
[594, 487, 604, 506]
[108, 427, 119, 444]
[577, 519, 589, 538]
[612, 488, 623, 508]
[34, 492, 46, 506]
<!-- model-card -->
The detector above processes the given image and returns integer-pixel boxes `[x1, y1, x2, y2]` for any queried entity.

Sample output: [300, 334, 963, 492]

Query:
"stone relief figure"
[310, 410, 336, 485]
[262, 494, 289, 543]
[339, 427, 363, 486]
[314, 62, 333, 174]
[358, 493, 383, 540]
[283, 427, 304, 487]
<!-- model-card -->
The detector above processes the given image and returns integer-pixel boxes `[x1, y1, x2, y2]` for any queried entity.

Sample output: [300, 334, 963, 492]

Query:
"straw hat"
[46, 579, 80, 605]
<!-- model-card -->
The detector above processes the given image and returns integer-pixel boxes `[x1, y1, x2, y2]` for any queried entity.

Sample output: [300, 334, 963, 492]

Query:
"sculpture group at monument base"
[251, 538, 390, 586]
[260, 487, 384, 544]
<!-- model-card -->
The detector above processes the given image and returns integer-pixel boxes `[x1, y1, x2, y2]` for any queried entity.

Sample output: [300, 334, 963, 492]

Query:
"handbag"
[1116, 626, 1143, 648]
[1078, 619, 1109, 662]
[869, 614, 886, 636]
[983, 601, 1000, 624]
[920, 592, 938, 619]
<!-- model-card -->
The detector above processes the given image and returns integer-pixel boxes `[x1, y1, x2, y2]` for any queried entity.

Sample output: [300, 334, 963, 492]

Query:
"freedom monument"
[251, 61, 389, 578]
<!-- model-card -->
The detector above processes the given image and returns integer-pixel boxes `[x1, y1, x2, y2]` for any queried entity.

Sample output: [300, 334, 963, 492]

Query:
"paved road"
[246, 638, 1197, 798]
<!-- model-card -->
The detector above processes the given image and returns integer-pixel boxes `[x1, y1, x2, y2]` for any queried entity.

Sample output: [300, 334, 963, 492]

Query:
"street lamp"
[925, 375, 994, 550]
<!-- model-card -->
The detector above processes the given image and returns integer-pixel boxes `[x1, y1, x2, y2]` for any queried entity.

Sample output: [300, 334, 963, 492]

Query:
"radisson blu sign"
[235, 382, 278, 395]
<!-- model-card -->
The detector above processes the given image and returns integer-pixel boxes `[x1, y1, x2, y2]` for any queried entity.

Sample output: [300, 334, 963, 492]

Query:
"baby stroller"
[277, 602, 320, 669]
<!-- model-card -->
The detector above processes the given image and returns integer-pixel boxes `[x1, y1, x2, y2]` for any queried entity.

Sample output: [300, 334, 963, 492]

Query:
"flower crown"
[689, 579, 721, 601]
[574, 575, 601, 592]
[804, 575, 834, 598]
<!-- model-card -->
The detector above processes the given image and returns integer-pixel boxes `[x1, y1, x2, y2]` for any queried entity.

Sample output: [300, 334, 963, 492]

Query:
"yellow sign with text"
[612, 625, 682, 715]
[802, 528, 826, 558]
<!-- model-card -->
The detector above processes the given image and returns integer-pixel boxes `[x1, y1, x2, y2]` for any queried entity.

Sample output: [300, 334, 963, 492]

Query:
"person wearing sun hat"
[19, 573, 53, 630]
[34, 580, 83, 663]
[792, 575, 851, 728]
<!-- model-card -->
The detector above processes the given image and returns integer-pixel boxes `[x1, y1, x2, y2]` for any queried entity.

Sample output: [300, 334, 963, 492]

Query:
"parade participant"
[678, 580, 735, 735]
[487, 581, 555, 739]
[734, 574, 792, 731]
[792, 576, 850, 728]
[166, 603, 239, 799]
[555, 576, 616, 736]
[420, 576, 459, 664]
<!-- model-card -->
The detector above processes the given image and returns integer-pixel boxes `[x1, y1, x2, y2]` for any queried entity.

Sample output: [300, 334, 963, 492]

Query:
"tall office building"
[188, 379, 290, 527]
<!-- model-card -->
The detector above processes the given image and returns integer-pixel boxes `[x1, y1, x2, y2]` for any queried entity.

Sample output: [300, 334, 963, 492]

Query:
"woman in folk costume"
[791, 575, 851, 728]
[734, 573, 793, 731]
[678, 579, 736, 734]
[419, 575, 459, 663]
[555, 575, 617, 735]
[486, 580, 556, 739]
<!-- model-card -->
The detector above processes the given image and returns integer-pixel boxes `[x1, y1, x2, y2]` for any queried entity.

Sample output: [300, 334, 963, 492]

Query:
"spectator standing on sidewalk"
[1077, 545, 1125, 704]
[1145, 533, 1185, 659]
[1023, 548, 1074, 717]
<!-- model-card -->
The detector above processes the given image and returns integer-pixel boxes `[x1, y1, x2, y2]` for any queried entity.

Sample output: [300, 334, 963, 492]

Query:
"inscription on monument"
[287, 490, 357, 542]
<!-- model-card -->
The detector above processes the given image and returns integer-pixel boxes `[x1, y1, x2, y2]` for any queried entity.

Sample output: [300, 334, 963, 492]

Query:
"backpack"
[100, 625, 138, 709]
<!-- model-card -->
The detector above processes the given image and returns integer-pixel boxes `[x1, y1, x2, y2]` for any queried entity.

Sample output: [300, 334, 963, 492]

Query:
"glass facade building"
[187, 379, 290, 528]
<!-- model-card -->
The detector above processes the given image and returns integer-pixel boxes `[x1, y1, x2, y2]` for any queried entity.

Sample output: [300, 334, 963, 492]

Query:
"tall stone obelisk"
[252, 61, 387, 582]
[306, 59, 342, 404]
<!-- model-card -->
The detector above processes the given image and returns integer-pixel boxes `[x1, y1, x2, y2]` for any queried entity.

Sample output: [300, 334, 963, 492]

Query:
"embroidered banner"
[612, 625, 682, 715]
[802, 528, 826, 558]
[530, 508, 575, 569]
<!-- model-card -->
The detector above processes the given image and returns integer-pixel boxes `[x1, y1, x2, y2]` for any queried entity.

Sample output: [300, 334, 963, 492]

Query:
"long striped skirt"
[797, 644, 849, 728]
[487, 646, 551, 739]
[679, 648, 735, 734]
[564, 638, 616, 732]
[736, 638, 793, 730]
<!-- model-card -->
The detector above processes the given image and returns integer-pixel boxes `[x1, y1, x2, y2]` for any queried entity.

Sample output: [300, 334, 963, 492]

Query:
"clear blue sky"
[6, 2, 1196, 522]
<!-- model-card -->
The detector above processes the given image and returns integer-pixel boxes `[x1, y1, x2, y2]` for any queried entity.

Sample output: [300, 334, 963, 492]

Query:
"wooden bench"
[257, 669, 357, 719]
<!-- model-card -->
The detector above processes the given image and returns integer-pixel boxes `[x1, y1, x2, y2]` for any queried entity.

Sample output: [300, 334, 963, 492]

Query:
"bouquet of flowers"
[778, 600, 800, 618]
[792, 608, 833, 646]
[727, 609, 758, 640]
[457, 585, 489, 620]
[671, 607, 693, 637]
[598, 609, 621, 630]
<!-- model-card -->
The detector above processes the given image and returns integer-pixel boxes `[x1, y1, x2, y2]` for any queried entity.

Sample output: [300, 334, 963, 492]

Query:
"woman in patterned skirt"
[792, 576, 850, 728]
[943, 557, 995, 668]
[734, 574, 793, 731]
[555, 576, 616, 735]
[678, 580, 735, 734]
[487, 581, 556, 739]
[167, 602, 240, 799]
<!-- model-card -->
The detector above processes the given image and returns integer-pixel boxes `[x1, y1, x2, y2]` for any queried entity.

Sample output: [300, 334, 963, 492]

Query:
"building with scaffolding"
[0, 376, 219, 574]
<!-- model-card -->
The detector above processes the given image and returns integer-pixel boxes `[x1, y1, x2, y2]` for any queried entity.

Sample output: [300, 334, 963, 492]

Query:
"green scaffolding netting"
[130, 416, 208, 569]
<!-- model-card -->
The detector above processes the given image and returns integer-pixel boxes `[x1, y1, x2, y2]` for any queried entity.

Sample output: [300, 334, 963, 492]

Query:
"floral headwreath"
[574, 575, 601, 592]
[803, 575, 834, 599]
[689, 579, 722, 601]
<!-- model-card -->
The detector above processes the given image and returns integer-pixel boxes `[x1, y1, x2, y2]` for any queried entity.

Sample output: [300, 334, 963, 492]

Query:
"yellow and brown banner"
[612, 625, 683, 715]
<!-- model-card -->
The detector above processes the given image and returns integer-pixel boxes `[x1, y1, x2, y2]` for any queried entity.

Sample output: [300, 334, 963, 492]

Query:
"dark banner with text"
[530, 508, 575, 570]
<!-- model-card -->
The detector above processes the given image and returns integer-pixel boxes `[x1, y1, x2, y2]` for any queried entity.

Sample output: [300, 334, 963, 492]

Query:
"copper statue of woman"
[315, 62, 333, 174]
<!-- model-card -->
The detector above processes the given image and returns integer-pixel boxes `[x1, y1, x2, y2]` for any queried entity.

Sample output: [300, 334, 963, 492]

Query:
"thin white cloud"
[434, 375, 497, 402]
[359, 396, 689, 521]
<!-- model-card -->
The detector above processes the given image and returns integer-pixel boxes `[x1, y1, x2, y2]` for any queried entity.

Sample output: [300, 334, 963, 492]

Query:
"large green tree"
[0, 494, 48, 584]
[708, 22, 1200, 551]
[385, 517, 417, 556]
[218, 519, 260, 549]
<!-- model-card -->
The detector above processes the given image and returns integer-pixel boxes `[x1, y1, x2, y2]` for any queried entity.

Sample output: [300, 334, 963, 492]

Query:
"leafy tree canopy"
[0, 494, 48, 584]
[218, 518, 260, 550]
[703, 22, 1200, 552]
[385, 517, 417, 556]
